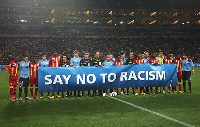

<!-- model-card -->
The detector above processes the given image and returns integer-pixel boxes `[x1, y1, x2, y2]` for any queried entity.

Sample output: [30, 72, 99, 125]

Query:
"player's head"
[62, 55, 67, 61]
[176, 54, 181, 59]
[121, 52, 126, 58]
[116, 54, 121, 61]
[106, 55, 111, 62]
[167, 54, 171, 59]
[42, 54, 47, 61]
[141, 54, 144, 59]
[159, 51, 164, 57]
[95, 51, 100, 58]
[138, 53, 142, 59]
[109, 54, 113, 60]
[183, 54, 187, 59]
[33, 56, 38, 62]
[53, 50, 58, 56]
[74, 50, 79, 58]
[23, 55, 28, 62]
[100, 52, 103, 58]
[151, 53, 156, 59]
[84, 52, 89, 59]
[129, 52, 134, 59]
[144, 51, 149, 58]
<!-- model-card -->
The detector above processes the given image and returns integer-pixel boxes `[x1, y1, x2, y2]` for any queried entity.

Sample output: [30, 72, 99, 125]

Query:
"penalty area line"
[107, 95, 195, 127]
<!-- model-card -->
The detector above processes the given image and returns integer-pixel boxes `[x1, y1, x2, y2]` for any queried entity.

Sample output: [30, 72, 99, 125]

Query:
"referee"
[182, 54, 195, 93]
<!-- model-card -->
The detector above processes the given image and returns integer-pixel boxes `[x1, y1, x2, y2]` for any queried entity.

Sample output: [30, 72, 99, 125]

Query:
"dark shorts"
[182, 71, 191, 81]
[19, 77, 29, 87]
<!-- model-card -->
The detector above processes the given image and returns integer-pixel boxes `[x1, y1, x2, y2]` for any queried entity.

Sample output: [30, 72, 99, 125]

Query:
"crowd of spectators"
[0, 37, 199, 65]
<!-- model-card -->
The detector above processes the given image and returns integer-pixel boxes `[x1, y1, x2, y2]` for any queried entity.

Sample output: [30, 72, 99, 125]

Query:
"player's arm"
[191, 61, 195, 74]
[80, 59, 84, 68]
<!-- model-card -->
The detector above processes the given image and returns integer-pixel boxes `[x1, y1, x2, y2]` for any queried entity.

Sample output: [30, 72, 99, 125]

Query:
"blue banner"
[38, 64, 177, 93]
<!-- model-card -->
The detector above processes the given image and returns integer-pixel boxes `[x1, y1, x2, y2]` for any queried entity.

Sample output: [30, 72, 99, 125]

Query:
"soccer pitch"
[0, 68, 200, 127]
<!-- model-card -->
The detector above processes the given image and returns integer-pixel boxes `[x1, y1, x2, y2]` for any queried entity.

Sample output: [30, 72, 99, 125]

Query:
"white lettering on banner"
[43, 71, 166, 85]
[100, 73, 107, 83]
[156, 71, 166, 80]
[127, 71, 137, 80]
[87, 74, 96, 84]
[62, 75, 72, 84]
[108, 73, 116, 82]
[120, 72, 127, 81]
[53, 75, 63, 84]
[149, 71, 156, 80]
[45, 75, 52, 85]
[77, 74, 86, 84]
[138, 71, 145, 80]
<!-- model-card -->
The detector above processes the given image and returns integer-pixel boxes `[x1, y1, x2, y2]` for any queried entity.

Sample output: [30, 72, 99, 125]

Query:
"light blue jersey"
[121, 58, 127, 64]
[39, 59, 49, 67]
[182, 59, 194, 71]
[19, 61, 30, 78]
[70, 57, 81, 67]
[103, 60, 114, 66]
[143, 57, 150, 63]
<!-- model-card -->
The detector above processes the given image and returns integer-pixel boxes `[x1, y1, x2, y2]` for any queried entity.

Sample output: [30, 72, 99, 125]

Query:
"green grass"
[0, 68, 200, 127]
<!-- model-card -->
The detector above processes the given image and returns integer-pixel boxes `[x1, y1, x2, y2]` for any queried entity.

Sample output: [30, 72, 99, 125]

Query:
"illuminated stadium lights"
[109, 11, 112, 15]
[107, 20, 112, 24]
[20, 20, 27, 22]
[127, 20, 134, 25]
[51, 18, 54, 23]
[150, 12, 156, 16]
[172, 20, 178, 24]
[149, 20, 156, 24]
[172, 12, 178, 17]
[129, 12, 134, 16]
[51, 9, 54, 14]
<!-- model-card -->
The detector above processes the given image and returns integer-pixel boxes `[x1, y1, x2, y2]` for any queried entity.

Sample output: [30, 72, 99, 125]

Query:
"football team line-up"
[8, 50, 195, 101]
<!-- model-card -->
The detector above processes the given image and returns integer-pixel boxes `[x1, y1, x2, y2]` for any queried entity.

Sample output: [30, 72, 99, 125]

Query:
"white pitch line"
[107, 95, 195, 127]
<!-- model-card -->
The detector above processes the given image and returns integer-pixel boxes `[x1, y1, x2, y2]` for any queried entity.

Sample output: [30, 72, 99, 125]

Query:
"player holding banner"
[133, 53, 145, 95]
[9, 57, 19, 101]
[49, 50, 61, 98]
[29, 56, 39, 99]
[70, 50, 81, 97]
[59, 55, 70, 98]
[113, 54, 125, 96]
[163, 54, 173, 93]
[39, 54, 49, 98]
[172, 54, 183, 93]
[80, 52, 92, 97]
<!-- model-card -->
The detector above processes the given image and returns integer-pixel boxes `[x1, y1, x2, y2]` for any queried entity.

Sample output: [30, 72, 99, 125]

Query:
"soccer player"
[114, 54, 125, 96]
[70, 50, 81, 97]
[125, 52, 134, 95]
[38, 54, 49, 98]
[59, 55, 70, 98]
[143, 51, 150, 93]
[91, 51, 104, 96]
[143, 51, 150, 63]
[29, 56, 40, 99]
[9, 57, 19, 101]
[103, 55, 114, 96]
[156, 51, 165, 93]
[148, 53, 159, 94]
[182, 54, 195, 93]
[163, 54, 173, 93]
[172, 54, 183, 93]
[121, 52, 127, 65]
[49, 50, 61, 98]
[133, 53, 145, 95]
[19, 55, 32, 100]
[80, 52, 92, 96]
